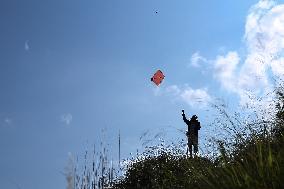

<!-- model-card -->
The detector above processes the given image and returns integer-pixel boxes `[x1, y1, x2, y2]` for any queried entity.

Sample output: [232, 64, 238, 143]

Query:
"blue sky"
[1, 0, 284, 188]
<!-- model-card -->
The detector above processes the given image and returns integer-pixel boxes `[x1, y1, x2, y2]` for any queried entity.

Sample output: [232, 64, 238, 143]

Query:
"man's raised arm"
[182, 110, 189, 123]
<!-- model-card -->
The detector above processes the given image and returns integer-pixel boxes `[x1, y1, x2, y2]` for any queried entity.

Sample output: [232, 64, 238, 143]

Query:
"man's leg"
[194, 144, 198, 155]
[186, 145, 189, 157]
[188, 140, 193, 158]
[193, 139, 198, 157]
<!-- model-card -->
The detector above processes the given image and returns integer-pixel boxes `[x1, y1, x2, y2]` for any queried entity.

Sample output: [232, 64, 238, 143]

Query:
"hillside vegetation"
[69, 85, 284, 189]
[113, 87, 284, 189]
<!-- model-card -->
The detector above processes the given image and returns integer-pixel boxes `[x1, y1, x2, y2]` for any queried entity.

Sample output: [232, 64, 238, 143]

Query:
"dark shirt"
[182, 114, 201, 137]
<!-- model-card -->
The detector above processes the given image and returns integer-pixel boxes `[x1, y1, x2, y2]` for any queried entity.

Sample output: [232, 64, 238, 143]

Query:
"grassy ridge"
[69, 86, 284, 189]
[113, 135, 283, 189]
[113, 87, 284, 189]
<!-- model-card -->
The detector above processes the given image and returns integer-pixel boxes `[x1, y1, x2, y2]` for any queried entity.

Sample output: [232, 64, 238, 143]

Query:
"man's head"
[191, 115, 198, 120]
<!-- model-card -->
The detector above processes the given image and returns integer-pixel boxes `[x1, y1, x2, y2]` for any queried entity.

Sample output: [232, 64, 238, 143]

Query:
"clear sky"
[1, 0, 284, 188]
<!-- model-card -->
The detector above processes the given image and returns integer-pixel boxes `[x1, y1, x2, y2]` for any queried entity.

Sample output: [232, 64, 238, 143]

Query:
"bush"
[113, 86, 284, 189]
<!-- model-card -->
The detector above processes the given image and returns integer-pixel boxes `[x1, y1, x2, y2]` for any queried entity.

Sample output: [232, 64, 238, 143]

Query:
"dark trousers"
[187, 135, 198, 155]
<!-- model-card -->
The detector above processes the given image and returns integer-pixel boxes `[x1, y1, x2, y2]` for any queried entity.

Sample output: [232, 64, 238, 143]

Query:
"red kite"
[151, 70, 165, 86]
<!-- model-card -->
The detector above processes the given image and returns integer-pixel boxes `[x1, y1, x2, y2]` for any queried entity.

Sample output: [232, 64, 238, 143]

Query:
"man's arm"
[182, 110, 189, 123]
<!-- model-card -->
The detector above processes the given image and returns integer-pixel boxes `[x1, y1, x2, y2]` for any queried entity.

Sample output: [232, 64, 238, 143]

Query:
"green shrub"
[113, 85, 284, 189]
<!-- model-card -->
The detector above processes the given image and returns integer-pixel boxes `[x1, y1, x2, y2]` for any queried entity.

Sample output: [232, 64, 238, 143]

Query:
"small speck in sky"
[60, 113, 73, 126]
[25, 40, 30, 51]
[4, 118, 12, 125]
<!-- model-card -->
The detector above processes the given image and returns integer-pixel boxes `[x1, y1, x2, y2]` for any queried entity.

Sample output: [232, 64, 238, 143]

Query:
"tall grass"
[65, 139, 119, 189]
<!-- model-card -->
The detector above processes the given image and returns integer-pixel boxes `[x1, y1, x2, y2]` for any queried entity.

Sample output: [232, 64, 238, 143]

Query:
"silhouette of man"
[182, 110, 201, 157]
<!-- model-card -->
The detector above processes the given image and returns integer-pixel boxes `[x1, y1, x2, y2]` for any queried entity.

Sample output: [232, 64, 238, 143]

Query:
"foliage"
[68, 82, 284, 189]
[115, 146, 214, 189]
[112, 86, 284, 189]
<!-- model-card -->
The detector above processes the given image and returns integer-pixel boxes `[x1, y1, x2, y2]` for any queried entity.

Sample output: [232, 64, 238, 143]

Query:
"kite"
[151, 70, 165, 86]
